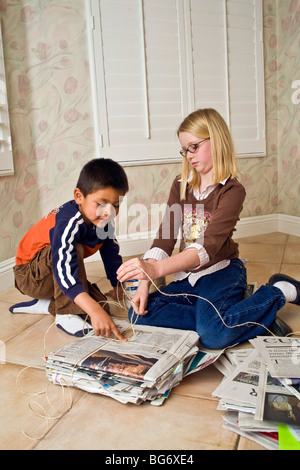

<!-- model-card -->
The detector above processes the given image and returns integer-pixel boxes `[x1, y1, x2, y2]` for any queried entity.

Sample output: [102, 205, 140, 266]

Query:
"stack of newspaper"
[213, 336, 300, 450]
[46, 320, 222, 405]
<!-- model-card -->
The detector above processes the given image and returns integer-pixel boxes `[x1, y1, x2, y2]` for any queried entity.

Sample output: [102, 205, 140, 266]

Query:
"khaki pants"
[13, 244, 110, 317]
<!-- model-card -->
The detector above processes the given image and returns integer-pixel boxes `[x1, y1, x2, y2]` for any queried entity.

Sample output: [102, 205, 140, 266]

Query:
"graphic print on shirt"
[182, 206, 212, 247]
[45, 206, 63, 219]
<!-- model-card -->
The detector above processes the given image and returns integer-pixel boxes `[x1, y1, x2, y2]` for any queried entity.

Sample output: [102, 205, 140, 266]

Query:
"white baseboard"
[0, 257, 15, 293]
[1, 214, 299, 292]
[234, 213, 300, 238]
[277, 214, 300, 237]
[234, 214, 279, 238]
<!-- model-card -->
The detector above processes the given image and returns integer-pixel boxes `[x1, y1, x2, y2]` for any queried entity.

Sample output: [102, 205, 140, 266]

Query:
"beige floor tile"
[0, 363, 82, 450]
[277, 303, 300, 335]
[235, 232, 288, 245]
[280, 264, 300, 279]
[87, 275, 106, 285]
[5, 315, 81, 368]
[84, 259, 106, 278]
[237, 437, 267, 450]
[98, 277, 120, 299]
[0, 286, 32, 304]
[0, 301, 45, 343]
[287, 235, 300, 245]
[174, 365, 224, 400]
[238, 243, 286, 264]
[84, 254, 139, 279]
[34, 391, 238, 450]
[245, 263, 281, 288]
[283, 244, 300, 264]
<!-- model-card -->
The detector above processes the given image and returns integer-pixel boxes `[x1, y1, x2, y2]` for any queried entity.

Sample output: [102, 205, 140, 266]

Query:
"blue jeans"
[128, 258, 286, 349]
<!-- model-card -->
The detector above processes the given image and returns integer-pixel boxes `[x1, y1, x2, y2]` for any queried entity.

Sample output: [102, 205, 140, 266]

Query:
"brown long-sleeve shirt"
[150, 176, 246, 274]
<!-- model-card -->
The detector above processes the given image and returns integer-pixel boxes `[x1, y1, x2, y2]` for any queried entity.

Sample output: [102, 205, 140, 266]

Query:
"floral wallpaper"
[238, 0, 300, 218]
[0, 0, 95, 263]
[0, 0, 299, 264]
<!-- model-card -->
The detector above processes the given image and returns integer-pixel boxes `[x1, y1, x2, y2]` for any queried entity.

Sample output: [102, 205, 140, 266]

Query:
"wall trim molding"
[234, 213, 300, 238]
[0, 257, 15, 293]
[1, 213, 299, 292]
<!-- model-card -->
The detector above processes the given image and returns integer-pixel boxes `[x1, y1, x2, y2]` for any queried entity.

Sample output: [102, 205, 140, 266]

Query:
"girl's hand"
[129, 280, 150, 316]
[117, 258, 158, 283]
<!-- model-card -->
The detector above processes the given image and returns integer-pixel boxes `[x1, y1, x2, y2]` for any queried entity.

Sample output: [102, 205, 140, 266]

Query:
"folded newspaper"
[249, 336, 300, 378]
[213, 336, 300, 450]
[46, 320, 222, 405]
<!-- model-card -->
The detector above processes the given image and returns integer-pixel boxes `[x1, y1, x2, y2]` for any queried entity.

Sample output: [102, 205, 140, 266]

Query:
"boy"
[10, 158, 128, 340]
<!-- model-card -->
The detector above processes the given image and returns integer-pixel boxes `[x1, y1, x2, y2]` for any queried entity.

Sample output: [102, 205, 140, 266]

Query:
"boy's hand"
[74, 291, 126, 342]
[90, 309, 126, 341]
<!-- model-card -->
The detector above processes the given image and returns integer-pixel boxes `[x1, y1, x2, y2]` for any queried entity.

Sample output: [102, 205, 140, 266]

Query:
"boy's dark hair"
[76, 158, 129, 196]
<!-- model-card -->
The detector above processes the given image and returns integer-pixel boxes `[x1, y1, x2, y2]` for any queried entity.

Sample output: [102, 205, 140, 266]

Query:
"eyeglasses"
[180, 138, 210, 157]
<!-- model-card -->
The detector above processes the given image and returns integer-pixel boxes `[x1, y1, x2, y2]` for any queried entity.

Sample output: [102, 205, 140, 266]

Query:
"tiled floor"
[0, 232, 299, 450]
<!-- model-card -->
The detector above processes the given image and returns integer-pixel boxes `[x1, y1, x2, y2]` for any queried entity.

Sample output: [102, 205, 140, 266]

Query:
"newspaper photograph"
[81, 349, 158, 381]
[255, 362, 300, 426]
[278, 378, 300, 401]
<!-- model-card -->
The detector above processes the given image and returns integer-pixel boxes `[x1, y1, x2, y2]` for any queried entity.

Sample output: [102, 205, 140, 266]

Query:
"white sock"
[274, 281, 297, 302]
[9, 298, 50, 314]
[55, 314, 93, 337]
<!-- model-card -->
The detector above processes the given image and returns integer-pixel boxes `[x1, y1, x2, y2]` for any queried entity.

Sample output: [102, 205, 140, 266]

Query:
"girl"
[117, 109, 299, 349]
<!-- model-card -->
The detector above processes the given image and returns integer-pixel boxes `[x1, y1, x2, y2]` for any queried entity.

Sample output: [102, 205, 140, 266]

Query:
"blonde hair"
[177, 108, 238, 200]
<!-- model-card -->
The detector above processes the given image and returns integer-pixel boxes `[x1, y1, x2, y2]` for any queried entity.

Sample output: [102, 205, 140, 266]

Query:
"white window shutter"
[227, 0, 265, 155]
[87, 0, 266, 163]
[89, 0, 183, 164]
[188, 0, 229, 120]
[187, 0, 265, 156]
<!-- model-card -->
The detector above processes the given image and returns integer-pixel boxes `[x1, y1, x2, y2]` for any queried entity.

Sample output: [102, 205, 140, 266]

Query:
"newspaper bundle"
[213, 336, 300, 450]
[46, 320, 222, 405]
